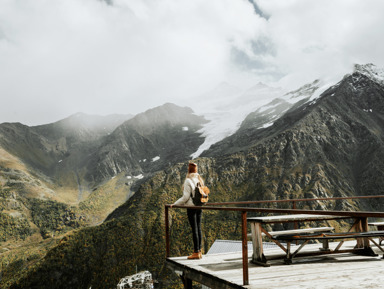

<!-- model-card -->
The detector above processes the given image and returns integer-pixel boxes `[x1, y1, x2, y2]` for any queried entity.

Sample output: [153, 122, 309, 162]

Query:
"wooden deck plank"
[245, 257, 384, 288]
[167, 240, 384, 288]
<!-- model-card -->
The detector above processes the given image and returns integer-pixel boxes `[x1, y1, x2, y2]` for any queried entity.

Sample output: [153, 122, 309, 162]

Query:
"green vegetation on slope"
[0, 184, 32, 242]
[29, 198, 85, 239]
[78, 172, 132, 225]
[0, 236, 60, 289]
[6, 156, 364, 289]
[0, 213, 31, 242]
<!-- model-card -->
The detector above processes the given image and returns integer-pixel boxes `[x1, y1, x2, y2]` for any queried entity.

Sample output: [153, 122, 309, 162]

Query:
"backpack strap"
[185, 178, 196, 199]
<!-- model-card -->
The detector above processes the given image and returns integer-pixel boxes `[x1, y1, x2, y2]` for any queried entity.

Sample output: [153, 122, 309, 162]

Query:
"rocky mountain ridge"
[0, 104, 208, 243]
[85, 103, 208, 184]
[0, 103, 207, 191]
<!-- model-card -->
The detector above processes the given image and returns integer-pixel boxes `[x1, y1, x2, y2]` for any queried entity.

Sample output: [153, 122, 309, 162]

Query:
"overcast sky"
[1, 0, 384, 125]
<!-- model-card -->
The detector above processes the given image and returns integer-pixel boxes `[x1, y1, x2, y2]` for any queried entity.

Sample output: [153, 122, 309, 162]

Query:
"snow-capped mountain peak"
[283, 79, 321, 102]
[190, 64, 384, 158]
[353, 63, 384, 86]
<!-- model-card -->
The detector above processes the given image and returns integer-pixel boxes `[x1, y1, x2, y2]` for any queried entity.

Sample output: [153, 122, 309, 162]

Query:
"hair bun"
[188, 162, 197, 174]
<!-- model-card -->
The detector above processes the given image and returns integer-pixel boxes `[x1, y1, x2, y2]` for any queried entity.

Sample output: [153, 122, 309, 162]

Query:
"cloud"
[256, 0, 384, 88]
[0, 0, 383, 125]
[0, 0, 265, 125]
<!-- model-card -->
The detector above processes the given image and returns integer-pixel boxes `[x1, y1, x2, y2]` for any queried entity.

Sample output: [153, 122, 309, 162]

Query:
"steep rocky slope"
[0, 113, 136, 237]
[203, 65, 384, 207]
[0, 113, 132, 176]
[84, 103, 208, 184]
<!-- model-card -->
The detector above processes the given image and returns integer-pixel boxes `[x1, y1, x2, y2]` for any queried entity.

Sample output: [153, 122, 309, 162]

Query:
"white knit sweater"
[173, 173, 200, 206]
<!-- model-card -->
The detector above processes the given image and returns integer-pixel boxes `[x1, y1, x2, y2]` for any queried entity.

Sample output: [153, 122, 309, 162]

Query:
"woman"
[171, 162, 204, 259]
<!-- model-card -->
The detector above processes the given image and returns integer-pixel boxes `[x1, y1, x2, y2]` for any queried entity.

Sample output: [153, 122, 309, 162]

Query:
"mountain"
[0, 104, 207, 190]
[0, 113, 133, 177]
[190, 77, 341, 158]
[0, 103, 207, 219]
[192, 79, 323, 157]
[190, 82, 285, 158]
[203, 63, 384, 204]
[0, 113, 134, 262]
[0, 104, 208, 288]
[0, 113, 133, 207]
[4, 64, 384, 289]
[84, 103, 208, 184]
[33, 112, 134, 143]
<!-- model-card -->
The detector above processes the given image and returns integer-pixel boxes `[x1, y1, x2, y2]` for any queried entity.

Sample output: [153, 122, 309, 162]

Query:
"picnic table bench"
[368, 221, 384, 245]
[274, 230, 384, 264]
[248, 214, 384, 266]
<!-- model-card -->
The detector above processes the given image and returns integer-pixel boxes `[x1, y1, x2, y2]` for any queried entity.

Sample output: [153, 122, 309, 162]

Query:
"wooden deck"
[166, 240, 384, 288]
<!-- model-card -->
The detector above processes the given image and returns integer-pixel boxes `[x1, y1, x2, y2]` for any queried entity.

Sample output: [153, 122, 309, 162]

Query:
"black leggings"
[187, 208, 202, 253]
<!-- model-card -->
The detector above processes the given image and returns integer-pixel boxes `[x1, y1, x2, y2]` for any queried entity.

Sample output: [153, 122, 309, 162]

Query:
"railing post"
[242, 211, 249, 285]
[165, 205, 170, 258]
[292, 201, 298, 230]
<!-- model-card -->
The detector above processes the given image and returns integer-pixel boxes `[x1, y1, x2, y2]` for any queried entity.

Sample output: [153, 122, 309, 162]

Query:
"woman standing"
[171, 162, 204, 259]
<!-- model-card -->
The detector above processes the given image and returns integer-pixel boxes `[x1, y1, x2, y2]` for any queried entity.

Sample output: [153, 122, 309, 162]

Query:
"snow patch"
[152, 156, 160, 162]
[134, 174, 144, 179]
[190, 84, 284, 158]
[261, 122, 274, 128]
[354, 63, 384, 85]
[182, 127, 189, 131]
[284, 80, 321, 103]
[283, 79, 337, 104]
[258, 102, 279, 113]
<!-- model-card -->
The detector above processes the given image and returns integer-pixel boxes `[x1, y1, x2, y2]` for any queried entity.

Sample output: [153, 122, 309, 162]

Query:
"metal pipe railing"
[207, 194, 384, 206]
[241, 211, 248, 285]
[165, 195, 384, 286]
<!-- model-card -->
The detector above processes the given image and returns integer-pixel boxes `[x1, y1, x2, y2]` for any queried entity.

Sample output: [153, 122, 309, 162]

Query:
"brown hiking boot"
[187, 252, 201, 259]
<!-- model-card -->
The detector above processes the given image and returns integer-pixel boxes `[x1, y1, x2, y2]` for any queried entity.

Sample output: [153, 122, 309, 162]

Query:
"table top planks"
[247, 214, 346, 223]
[368, 221, 384, 226]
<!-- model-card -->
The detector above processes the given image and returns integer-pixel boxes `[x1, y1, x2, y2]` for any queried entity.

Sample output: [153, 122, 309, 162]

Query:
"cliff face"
[0, 104, 206, 188]
[203, 69, 384, 209]
[85, 103, 208, 183]
[0, 113, 132, 170]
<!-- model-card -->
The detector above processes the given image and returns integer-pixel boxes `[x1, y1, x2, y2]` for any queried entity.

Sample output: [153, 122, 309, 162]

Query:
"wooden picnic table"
[247, 214, 382, 266]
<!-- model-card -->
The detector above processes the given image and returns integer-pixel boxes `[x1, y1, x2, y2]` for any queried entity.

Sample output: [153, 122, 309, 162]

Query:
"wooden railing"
[165, 195, 384, 286]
